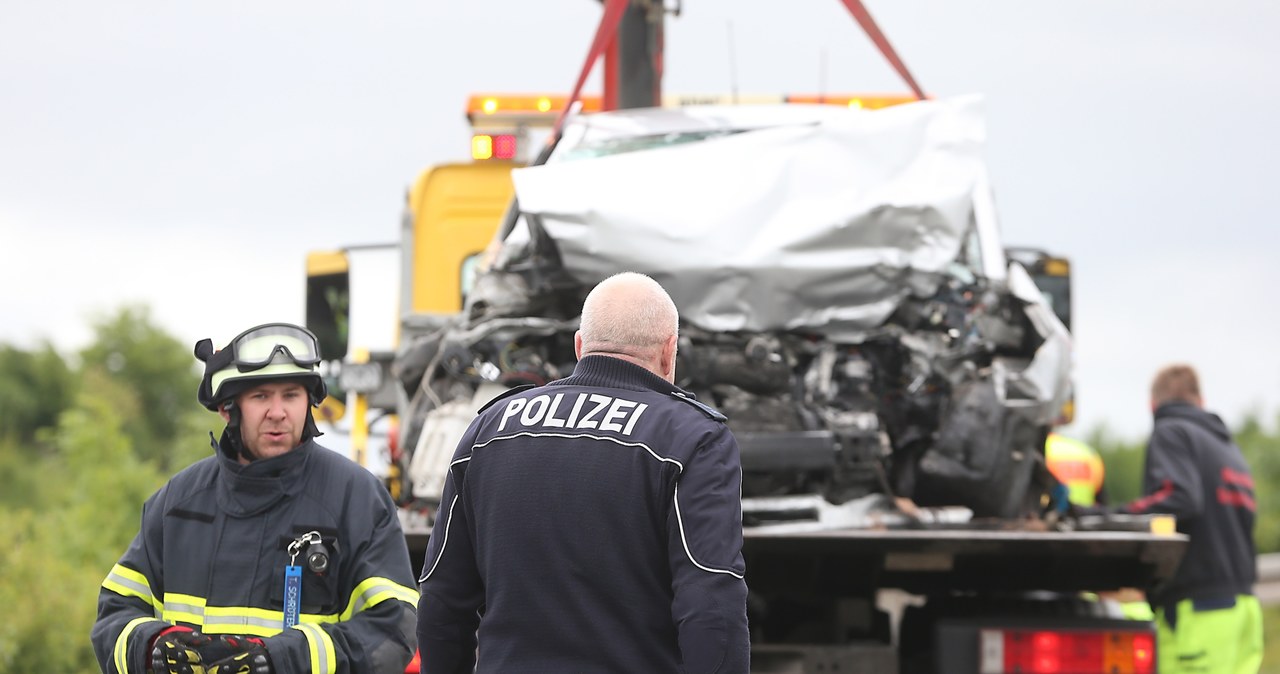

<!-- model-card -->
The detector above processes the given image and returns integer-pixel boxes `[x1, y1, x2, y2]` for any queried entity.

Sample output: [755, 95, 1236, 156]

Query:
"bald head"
[575, 272, 680, 381]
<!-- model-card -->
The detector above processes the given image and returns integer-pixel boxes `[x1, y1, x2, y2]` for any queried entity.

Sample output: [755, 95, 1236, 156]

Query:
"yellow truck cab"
[304, 139, 521, 484]
[402, 161, 517, 317]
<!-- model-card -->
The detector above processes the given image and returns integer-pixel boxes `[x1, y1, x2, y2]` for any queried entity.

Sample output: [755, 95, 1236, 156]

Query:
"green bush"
[0, 307, 206, 673]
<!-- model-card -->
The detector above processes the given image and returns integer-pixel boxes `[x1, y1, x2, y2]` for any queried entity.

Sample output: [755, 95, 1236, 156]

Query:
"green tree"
[0, 368, 168, 673]
[79, 305, 202, 470]
[0, 306, 215, 673]
[1237, 411, 1280, 553]
[1089, 424, 1147, 505]
[0, 342, 75, 447]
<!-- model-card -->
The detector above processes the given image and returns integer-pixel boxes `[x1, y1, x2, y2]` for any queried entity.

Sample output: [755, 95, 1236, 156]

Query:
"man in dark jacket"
[1122, 364, 1261, 674]
[92, 322, 419, 674]
[417, 272, 750, 673]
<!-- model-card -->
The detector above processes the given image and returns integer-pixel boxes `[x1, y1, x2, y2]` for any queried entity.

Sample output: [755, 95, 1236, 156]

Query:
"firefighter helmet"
[195, 323, 328, 411]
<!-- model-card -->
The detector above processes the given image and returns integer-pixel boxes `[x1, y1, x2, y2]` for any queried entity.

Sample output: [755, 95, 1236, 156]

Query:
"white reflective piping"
[420, 494, 461, 583]
[472, 431, 685, 471]
[673, 482, 745, 579]
[475, 430, 740, 579]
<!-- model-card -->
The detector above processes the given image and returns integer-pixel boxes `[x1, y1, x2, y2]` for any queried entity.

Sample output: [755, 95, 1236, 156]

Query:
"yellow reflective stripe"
[203, 606, 289, 637]
[340, 576, 421, 620]
[102, 564, 163, 615]
[114, 616, 160, 674]
[162, 592, 208, 626]
[162, 593, 339, 636]
[294, 622, 337, 674]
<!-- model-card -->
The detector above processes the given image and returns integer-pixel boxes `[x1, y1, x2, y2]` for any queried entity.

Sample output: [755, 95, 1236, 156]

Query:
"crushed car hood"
[511, 95, 994, 336]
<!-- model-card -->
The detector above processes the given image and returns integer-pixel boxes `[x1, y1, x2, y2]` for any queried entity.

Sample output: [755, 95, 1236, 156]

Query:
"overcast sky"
[2, 1, 1278, 439]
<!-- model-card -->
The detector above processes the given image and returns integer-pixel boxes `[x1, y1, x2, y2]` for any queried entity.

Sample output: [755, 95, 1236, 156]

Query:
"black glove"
[151, 630, 272, 674]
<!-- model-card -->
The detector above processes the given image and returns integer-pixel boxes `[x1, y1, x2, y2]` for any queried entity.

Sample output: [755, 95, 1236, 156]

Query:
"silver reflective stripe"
[163, 598, 205, 620]
[347, 580, 416, 615]
[105, 570, 153, 602]
[296, 622, 336, 674]
[114, 617, 157, 674]
[103, 564, 161, 614]
[202, 614, 283, 632]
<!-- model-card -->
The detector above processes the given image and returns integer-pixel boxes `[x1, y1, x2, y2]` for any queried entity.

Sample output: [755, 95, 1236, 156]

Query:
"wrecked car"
[394, 95, 1073, 521]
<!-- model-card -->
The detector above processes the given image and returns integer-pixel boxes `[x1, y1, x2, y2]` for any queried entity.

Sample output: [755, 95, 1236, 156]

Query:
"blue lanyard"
[283, 565, 303, 628]
[284, 531, 321, 629]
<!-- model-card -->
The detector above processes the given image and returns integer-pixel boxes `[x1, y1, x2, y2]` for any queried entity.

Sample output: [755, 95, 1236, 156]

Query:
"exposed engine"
[394, 265, 1057, 519]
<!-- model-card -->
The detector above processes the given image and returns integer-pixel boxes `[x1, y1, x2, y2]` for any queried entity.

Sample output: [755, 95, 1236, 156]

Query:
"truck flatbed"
[744, 526, 1186, 594]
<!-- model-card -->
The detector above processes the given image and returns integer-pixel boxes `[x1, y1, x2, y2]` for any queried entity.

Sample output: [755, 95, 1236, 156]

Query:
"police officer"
[417, 272, 750, 673]
[91, 322, 420, 674]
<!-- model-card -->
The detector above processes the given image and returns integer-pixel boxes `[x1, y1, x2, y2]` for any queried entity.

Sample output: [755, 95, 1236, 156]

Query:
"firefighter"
[91, 322, 419, 674]
[416, 272, 750, 673]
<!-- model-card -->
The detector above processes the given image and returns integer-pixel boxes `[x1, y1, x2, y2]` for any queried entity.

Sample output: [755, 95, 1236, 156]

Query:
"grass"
[1263, 604, 1280, 673]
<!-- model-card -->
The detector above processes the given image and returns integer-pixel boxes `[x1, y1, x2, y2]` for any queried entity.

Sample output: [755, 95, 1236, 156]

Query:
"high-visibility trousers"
[1155, 595, 1262, 674]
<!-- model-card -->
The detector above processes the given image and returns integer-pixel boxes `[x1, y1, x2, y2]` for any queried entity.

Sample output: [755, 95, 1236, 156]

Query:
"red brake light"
[1131, 633, 1154, 674]
[492, 134, 517, 160]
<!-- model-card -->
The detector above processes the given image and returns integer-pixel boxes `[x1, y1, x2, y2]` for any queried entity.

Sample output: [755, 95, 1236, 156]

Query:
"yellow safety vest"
[1045, 433, 1105, 507]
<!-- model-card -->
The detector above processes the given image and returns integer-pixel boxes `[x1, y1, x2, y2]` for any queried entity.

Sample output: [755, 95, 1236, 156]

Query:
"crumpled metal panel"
[512, 95, 991, 335]
[997, 262, 1075, 419]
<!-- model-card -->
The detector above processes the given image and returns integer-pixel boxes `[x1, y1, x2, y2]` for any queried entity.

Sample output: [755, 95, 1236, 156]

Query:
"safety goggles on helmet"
[195, 322, 327, 411]
[225, 323, 322, 372]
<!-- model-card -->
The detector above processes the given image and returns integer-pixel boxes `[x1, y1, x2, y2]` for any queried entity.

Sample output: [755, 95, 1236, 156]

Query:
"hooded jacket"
[417, 355, 750, 673]
[91, 433, 420, 674]
[1125, 402, 1257, 610]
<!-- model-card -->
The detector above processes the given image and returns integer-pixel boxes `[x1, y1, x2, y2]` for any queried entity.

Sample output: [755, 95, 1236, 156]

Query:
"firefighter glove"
[151, 630, 270, 674]
[206, 647, 274, 674]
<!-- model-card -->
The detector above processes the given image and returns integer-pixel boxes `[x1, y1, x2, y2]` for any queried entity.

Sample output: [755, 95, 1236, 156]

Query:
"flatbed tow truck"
[306, 3, 1188, 672]
[398, 498, 1182, 672]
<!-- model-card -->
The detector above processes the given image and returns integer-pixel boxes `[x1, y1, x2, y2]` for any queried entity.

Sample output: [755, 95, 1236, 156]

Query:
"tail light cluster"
[979, 629, 1154, 674]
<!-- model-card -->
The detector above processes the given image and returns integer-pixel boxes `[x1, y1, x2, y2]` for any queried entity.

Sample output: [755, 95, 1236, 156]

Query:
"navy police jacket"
[417, 355, 749, 673]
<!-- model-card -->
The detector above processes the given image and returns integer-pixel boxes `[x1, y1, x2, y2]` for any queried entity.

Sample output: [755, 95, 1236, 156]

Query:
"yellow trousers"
[1155, 595, 1262, 674]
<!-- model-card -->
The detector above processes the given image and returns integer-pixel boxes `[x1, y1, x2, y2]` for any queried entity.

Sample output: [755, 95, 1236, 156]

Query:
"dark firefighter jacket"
[417, 355, 750, 673]
[91, 433, 419, 674]
[1124, 402, 1257, 612]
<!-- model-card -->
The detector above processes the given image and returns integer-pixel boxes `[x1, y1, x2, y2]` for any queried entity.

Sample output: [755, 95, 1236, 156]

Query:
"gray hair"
[578, 272, 679, 354]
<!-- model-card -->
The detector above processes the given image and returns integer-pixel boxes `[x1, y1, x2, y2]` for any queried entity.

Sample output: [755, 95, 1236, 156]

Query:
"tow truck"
[304, 2, 1186, 671]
